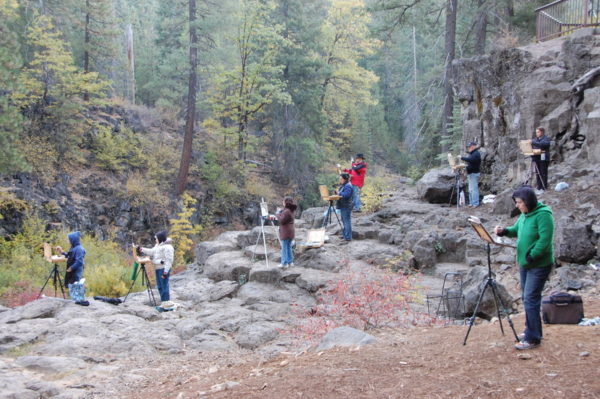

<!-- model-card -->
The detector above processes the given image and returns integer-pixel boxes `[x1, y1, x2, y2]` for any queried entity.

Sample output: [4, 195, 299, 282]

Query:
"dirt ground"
[118, 297, 600, 399]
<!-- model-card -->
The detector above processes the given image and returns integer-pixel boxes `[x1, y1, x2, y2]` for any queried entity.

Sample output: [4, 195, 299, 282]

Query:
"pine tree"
[14, 15, 109, 155]
[0, 0, 27, 173]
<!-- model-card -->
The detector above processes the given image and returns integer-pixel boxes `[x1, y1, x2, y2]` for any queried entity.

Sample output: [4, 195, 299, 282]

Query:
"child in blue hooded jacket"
[56, 231, 86, 286]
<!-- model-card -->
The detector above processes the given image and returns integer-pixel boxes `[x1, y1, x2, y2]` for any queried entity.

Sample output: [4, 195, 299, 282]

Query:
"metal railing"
[536, 0, 600, 41]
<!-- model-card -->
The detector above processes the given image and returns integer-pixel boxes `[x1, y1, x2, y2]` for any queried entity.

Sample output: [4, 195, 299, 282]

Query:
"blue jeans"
[352, 185, 361, 211]
[467, 173, 480, 206]
[340, 207, 352, 240]
[155, 268, 170, 302]
[520, 266, 551, 344]
[280, 239, 293, 265]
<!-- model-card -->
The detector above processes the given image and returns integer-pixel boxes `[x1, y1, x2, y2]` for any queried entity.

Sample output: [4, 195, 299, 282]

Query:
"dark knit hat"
[512, 186, 538, 213]
[355, 153, 365, 159]
[155, 231, 168, 244]
[467, 142, 477, 148]
[340, 173, 350, 182]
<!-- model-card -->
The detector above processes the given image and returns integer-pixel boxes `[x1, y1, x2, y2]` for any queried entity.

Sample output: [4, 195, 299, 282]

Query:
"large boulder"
[0, 298, 67, 324]
[462, 266, 515, 319]
[555, 220, 596, 264]
[195, 240, 239, 265]
[416, 167, 456, 204]
[299, 207, 328, 228]
[203, 251, 253, 282]
[316, 326, 376, 351]
[234, 322, 282, 349]
[295, 268, 337, 293]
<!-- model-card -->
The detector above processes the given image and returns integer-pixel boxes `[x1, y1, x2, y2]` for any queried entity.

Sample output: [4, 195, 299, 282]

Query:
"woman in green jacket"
[494, 186, 554, 350]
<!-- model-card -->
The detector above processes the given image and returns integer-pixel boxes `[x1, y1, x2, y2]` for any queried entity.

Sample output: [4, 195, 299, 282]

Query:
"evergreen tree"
[0, 0, 27, 173]
[14, 15, 108, 157]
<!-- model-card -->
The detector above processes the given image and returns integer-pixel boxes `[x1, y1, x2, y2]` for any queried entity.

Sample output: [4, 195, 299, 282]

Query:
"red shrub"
[1, 281, 40, 308]
[286, 268, 437, 344]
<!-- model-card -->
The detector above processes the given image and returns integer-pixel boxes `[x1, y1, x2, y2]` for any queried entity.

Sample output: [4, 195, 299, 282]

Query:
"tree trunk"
[474, 0, 487, 55]
[83, 0, 90, 101]
[126, 24, 135, 104]
[174, 0, 198, 196]
[440, 0, 457, 155]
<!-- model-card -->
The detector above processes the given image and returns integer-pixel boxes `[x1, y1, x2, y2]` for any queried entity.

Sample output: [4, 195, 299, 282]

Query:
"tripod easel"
[123, 245, 157, 306]
[447, 154, 466, 209]
[251, 198, 282, 267]
[319, 185, 342, 229]
[519, 140, 546, 190]
[523, 156, 546, 190]
[463, 217, 519, 345]
[38, 243, 67, 299]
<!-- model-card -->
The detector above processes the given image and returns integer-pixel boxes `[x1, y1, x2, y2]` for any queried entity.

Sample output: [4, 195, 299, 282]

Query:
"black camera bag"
[541, 292, 584, 324]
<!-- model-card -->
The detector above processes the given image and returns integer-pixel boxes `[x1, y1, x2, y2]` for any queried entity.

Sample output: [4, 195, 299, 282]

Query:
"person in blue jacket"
[57, 231, 86, 286]
[336, 173, 354, 243]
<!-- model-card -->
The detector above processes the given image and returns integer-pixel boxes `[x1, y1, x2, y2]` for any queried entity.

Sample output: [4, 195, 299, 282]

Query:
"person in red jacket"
[276, 197, 297, 268]
[340, 153, 368, 212]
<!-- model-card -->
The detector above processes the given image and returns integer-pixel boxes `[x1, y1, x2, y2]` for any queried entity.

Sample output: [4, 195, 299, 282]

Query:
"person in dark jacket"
[494, 186, 554, 350]
[57, 231, 86, 286]
[56, 231, 87, 304]
[531, 126, 551, 191]
[276, 197, 297, 268]
[461, 142, 481, 207]
[336, 173, 354, 243]
[340, 153, 368, 212]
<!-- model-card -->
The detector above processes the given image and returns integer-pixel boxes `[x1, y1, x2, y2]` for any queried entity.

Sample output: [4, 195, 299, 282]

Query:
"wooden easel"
[38, 243, 67, 299]
[319, 185, 342, 228]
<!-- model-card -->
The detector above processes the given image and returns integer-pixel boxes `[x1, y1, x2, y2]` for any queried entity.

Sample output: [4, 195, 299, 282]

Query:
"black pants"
[533, 159, 549, 190]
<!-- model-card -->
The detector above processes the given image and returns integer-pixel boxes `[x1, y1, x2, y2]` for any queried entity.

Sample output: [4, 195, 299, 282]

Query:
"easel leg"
[123, 266, 142, 303]
[463, 279, 490, 345]
[141, 266, 157, 307]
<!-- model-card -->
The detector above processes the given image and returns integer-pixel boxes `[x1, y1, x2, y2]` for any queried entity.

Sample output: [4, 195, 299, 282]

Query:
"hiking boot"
[515, 340, 539, 350]
[517, 333, 525, 342]
[289, 263, 294, 268]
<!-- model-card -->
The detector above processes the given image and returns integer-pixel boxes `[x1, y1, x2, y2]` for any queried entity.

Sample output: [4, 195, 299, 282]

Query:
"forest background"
[0, 0, 547, 304]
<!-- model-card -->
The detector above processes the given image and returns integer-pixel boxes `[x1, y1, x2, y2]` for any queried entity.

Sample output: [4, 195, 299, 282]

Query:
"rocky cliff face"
[453, 27, 600, 191]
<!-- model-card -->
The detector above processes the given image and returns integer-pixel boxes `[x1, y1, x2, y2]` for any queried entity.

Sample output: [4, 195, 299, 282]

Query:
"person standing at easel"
[460, 142, 481, 208]
[531, 127, 551, 192]
[338, 153, 367, 212]
[336, 173, 354, 243]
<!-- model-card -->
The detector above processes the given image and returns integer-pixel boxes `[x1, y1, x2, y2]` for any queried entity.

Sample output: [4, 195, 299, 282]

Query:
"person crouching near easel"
[138, 231, 174, 304]
[277, 197, 297, 268]
[56, 231, 87, 304]
[336, 173, 354, 243]
[493, 186, 554, 351]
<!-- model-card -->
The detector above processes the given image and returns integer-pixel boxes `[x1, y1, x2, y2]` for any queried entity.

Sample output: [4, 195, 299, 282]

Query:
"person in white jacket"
[138, 231, 174, 303]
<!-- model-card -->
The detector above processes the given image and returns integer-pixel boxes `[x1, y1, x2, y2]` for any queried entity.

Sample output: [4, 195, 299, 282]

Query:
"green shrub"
[0, 214, 143, 306]
[92, 125, 147, 173]
[361, 174, 393, 213]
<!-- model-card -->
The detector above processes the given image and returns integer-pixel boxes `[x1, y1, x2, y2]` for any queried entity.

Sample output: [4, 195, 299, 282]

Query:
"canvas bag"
[541, 291, 584, 324]
[68, 281, 86, 302]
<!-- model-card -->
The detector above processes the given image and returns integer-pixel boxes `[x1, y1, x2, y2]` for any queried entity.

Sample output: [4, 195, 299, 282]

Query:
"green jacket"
[504, 202, 554, 268]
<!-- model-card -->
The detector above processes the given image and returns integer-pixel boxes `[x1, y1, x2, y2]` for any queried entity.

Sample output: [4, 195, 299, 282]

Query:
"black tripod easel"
[123, 249, 157, 306]
[463, 217, 519, 345]
[449, 167, 466, 209]
[38, 263, 66, 299]
[38, 244, 67, 299]
[322, 198, 343, 229]
[523, 156, 546, 191]
[447, 154, 466, 209]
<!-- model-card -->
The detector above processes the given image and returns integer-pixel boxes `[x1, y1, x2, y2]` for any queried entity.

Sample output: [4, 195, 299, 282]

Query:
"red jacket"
[343, 161, 368, 188]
